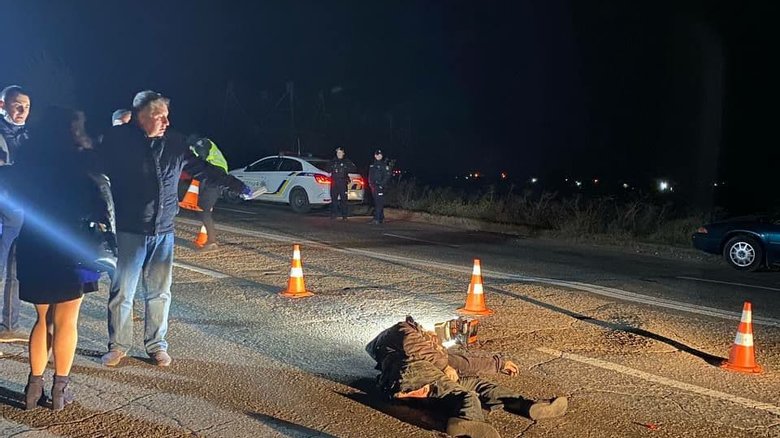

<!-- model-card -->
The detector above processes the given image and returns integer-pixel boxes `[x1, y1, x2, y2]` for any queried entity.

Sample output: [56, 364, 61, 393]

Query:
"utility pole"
[286, 81, 298, 154]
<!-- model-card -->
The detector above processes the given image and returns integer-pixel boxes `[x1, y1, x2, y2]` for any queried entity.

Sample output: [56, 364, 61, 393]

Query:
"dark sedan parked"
[692, 216, 780, 271]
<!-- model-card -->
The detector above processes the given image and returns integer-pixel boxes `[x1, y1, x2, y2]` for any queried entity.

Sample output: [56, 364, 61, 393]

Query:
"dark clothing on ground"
[197, 184, 220, 244]
[366, 317, 527, 422]
[369, 158, 390, 223]
[12, 148, 111, 304]
[328, 157, 356, 219]
[100, 124, 246, 235]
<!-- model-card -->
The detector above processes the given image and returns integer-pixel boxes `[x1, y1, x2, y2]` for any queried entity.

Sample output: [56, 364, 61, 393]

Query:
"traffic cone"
[280, 244, 314, 298]
[457, 259, 493, 316]
[194, 226, 208, 248]
[179, 179, 203, 211]
[721, 301, 762, 374]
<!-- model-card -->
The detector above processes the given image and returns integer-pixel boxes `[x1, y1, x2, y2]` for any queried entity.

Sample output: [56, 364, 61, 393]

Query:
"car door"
[768, 219, 780, 263]
[276, 158, 304, 201]
[237, 157, 281, 200]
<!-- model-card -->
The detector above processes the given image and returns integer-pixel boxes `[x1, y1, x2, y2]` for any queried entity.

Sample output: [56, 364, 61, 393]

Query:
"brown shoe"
[528, 397, 568, 420]
[152, 350, 172, 367]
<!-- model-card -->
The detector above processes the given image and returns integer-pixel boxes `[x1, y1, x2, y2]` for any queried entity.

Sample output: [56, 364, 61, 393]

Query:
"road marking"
[383, 233, 460, 248]
[216, 207, 257, 215]
[173, 261, 230, 278]
[536, 347, 780, 416]
[677, 276, 780, 293]
[175, 218, 780, 327]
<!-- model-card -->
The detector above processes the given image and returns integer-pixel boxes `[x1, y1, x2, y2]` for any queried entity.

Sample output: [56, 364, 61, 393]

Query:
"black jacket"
[328, 157, 357, 181]
[101, 124, 246, 235]
[13, 147, 114, 295]
[368, 159, 390, 190]
[0, 119, 30, 188]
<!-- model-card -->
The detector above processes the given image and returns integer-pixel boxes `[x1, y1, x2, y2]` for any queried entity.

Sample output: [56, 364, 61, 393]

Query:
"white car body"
[228, 155, 365, 212]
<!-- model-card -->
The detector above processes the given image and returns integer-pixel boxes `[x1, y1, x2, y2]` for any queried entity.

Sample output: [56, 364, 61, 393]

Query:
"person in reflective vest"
[189, 137, 228, 250]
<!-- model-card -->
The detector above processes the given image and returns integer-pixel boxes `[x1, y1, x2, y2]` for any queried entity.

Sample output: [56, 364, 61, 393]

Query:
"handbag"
[80, 220, 118, 274]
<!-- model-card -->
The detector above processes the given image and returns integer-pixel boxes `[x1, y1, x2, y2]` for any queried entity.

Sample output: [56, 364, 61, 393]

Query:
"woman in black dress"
[13, 107, 114, 411]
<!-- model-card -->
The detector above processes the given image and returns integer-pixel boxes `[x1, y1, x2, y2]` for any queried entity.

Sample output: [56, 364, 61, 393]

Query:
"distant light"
[658, 181, 670, 192]
[530, 177, 538, 184]
[575, 180, 582, 187]
[500, 172, 508, 180]
[622, 183, 629, 189]
[593, 178, 599, 184]
[713, 182, 718, 187]
[565, 178, 569, 182]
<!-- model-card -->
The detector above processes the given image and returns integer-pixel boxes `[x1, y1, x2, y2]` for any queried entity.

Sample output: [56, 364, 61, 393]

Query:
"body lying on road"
[366, 316, 568, 438]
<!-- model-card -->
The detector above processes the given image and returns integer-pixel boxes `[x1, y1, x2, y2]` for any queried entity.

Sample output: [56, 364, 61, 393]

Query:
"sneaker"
[0, 328, 29, 343]
[369, 219, 381, 225]
[196, 242, 219, 251]
[151, 350, 172, 367]
[101, 350, 127, 367]
[528, 397, 568, 420]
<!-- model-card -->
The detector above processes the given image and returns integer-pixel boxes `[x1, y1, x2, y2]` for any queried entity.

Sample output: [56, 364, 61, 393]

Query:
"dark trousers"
[429, 376, 526, 422]
[371, 186, 385, 222]
[0, 200, 23, 330]
[330, 180, 348, 218]
[198, 185, 220, 244]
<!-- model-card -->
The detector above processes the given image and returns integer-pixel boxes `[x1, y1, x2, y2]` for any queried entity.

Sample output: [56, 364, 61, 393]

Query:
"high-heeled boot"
[51, 375, 75, 411]
[24, 374, 46, 410]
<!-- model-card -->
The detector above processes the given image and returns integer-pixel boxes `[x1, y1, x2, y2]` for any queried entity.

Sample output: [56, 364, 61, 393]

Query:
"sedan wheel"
[723, 235, 764, 272]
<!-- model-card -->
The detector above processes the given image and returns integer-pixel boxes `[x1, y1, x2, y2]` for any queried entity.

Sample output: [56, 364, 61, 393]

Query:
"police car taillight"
[351, 176, 365, 185]
[314, 174, 331, 185]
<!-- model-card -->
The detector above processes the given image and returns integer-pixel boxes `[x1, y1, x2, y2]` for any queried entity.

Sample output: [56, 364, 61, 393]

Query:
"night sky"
[3, 1, 777, 210]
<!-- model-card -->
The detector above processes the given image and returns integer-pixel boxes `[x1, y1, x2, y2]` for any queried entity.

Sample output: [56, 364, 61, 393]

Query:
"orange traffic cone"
[721, 301, 762, 374]
[179, 179, 203, 211]
[457, 259, 493, 316]
[194, 226, 208, 248]
[280, 244, 314, 298]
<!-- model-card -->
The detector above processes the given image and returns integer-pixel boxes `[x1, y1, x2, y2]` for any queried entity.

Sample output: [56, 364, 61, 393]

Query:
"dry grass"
[388, 180, 707, 247]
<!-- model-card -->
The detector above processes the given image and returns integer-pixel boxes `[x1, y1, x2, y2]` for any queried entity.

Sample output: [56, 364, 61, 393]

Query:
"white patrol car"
[227, 155, 365, 213]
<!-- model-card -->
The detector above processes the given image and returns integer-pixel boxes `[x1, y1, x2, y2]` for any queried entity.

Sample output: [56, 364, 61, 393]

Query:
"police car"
[227, 155, 365, 213]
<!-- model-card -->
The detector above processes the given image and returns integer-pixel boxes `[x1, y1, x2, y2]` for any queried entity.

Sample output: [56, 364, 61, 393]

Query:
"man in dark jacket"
[368, 149, 390, 224]
[328, 147, 356, 220]
[100, 90, 250, 367]
[366, 316, 568, 437]
[0, 85, 31, 342]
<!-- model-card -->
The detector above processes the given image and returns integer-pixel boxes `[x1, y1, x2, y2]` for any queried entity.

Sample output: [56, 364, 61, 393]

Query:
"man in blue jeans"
[100, 90, 251, 367]
[0, 85, 31, 343]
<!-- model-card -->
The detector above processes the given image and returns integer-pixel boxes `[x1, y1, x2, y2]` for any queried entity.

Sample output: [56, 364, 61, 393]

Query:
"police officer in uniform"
[368, 149, 390, 224]
[189, 137, 229, 249]
[328, 147, 356, 220]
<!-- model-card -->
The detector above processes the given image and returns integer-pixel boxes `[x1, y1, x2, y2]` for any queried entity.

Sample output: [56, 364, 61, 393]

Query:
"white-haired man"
[99, 90, 251, 367]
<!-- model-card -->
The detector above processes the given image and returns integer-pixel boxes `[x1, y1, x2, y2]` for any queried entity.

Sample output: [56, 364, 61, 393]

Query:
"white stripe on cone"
[188, 184, 199, 194]
[290, 267, 303, 278]
[473, 262, 481, 276]
[741, 311, 752, 324]
[293, 249, 301, 260]
[472, 283, 484, 295]
[734, 332, 754, 347]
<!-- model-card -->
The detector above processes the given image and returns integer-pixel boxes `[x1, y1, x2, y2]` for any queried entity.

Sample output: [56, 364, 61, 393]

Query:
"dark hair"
[34, 106, 93, 156]
[0, 85, 28, 102]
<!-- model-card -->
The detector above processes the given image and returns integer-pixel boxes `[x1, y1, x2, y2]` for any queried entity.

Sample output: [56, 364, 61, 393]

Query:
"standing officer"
[0, 85, 31, 343]
[368, 149, 390, 224]
[328, 147, 356, 220]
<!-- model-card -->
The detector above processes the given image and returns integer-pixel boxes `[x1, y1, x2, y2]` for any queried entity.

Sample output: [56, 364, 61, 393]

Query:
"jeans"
[0, 203, 23, 331]
[108, 232, 174, 354]
[372, 186, 385, 222]
[429, 376, 524, 422]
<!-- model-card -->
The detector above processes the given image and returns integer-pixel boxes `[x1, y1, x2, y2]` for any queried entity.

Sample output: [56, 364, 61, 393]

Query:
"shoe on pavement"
[528, 397, 568, 420]
[101, 350, 127, 367]
[368, 220, 380, 224]
[197, 242, 219, 251]
[0, 328, 29, 343]
[152, 350, 172, 367]
[446, 418, 500, 438]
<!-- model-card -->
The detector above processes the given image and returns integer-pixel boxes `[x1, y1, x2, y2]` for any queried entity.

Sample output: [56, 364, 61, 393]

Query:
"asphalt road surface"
[1, 201, 778, 438]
